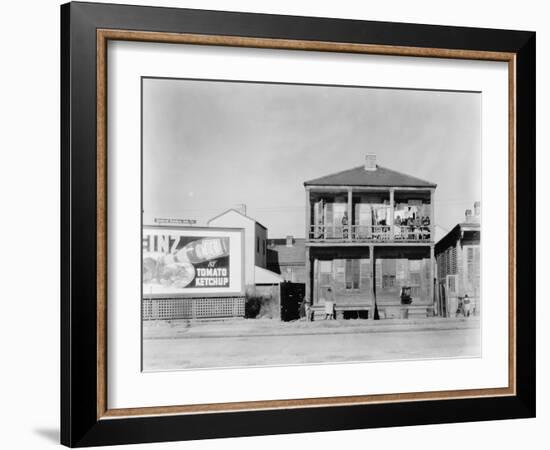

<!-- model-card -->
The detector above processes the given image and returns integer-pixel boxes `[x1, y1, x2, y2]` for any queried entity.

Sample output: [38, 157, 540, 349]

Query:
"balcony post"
[347, 187, 353, 241]
[389, 188, 395, 240]
[305, 247, 311, 304]
[430, 244, 435, 309]
[305, 187, 311, 240]
[430, 188, 435, 241]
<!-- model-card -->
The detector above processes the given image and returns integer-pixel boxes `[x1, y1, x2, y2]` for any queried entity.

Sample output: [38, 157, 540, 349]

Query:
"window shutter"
[353, 259, 360, 289]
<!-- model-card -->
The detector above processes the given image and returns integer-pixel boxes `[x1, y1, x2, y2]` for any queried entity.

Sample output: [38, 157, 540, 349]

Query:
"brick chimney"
[286, 235, 294, 247]
[465, 209, 473, 223]
[364, 153, 377, 171]
[234, 203, 247, 215]
[474, 201, 481, 217]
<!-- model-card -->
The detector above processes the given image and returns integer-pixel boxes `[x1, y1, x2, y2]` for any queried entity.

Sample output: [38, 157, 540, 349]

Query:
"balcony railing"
[308, 225, 432, 243]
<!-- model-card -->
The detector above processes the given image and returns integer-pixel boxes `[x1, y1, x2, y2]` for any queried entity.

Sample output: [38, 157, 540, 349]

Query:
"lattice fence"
[142, 297, 245, 320]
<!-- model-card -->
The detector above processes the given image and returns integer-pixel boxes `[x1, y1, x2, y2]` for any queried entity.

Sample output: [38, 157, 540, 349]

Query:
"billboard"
[142, 226, 244, 297]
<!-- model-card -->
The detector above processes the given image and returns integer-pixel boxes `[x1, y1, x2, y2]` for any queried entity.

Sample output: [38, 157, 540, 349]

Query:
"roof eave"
[208, 208, 268, 230]
[304, 183, 437, 188]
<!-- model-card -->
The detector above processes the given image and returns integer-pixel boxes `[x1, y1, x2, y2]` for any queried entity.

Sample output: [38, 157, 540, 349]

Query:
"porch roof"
[255, 266, 285, 284]
[304, 165, 436, 188]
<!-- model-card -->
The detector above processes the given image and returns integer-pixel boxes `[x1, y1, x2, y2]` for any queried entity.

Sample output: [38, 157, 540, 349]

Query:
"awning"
[255, 266, 284, 284]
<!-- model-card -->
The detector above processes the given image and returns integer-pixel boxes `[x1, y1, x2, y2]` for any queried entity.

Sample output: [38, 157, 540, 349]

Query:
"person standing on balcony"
[317, 217, 324, 240]
[421, 215, 431, 240]
[342, 211, 349, 239]
[394, 215, 403, 239]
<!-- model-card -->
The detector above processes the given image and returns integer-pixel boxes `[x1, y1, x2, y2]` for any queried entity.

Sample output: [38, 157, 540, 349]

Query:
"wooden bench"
[377, 304, 435, 319]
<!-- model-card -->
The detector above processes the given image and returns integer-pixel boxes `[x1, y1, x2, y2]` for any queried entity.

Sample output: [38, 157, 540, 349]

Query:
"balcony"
[306, 186, 434, 245]
[308, 224, 432, 243]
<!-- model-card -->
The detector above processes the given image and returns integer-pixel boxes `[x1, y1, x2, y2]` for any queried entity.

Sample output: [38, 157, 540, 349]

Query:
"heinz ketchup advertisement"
[142, 227, 243, 295]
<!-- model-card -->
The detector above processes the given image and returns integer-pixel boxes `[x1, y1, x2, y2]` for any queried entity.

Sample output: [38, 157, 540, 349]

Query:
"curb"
[144, 319, 480, 340]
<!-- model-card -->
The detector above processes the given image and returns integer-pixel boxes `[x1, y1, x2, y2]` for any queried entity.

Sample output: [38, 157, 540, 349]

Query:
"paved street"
[143, 319, 480, 371]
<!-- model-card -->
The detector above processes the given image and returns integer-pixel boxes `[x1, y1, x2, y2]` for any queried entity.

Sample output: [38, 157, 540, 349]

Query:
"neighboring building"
[435, 202, 481, 317]
[267, 236, 307, 283]
[304, 154, 437, 318]
[208, 208, 269, 288]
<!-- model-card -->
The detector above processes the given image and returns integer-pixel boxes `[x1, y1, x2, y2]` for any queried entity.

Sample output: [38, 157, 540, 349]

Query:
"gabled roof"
[435, 221, 480, 254]
[207, 208, 267, 230]
[304, 165, 436, 188]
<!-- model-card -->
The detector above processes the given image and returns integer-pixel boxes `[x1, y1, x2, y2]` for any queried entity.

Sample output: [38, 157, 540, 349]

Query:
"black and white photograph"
[141, 77, 482, 371]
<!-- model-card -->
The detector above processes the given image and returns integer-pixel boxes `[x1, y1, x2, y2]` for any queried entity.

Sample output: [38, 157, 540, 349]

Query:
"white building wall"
[208, 210, 256, 287]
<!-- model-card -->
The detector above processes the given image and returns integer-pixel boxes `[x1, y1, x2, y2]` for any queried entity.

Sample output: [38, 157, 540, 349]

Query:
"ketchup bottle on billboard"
[175, 237, 229, 264]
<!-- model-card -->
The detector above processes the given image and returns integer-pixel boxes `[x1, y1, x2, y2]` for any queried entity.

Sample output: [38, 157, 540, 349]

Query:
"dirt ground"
[142, 317, 481, 371]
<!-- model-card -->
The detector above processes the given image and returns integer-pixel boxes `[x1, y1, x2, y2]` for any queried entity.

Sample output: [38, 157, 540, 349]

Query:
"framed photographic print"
[60, 1, 536, 447]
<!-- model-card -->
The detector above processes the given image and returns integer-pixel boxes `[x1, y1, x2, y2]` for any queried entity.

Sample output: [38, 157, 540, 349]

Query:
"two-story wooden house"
[304, 154, 437, 319]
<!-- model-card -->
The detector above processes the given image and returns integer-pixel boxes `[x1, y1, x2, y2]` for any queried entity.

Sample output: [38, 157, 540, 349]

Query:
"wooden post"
[430, 188, 435, 241]
[389, 188, 395, 240]
[347, 187, 353, 241]
[305, 247, 311, 304]
[305, 188, 311, 240]
[430, 245, 435, 308]
[369, 244, 375, 320]
[313, 258, 318, 304]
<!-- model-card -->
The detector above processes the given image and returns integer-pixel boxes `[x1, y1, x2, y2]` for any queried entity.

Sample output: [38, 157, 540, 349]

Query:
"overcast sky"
[143, 78, 481, 239]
